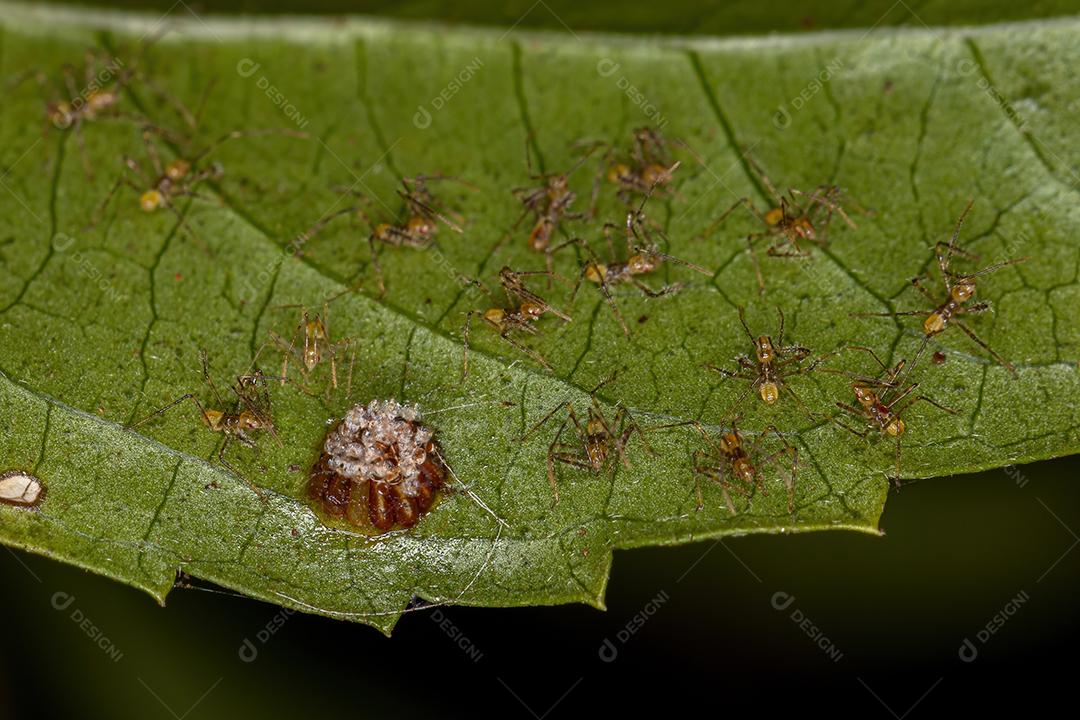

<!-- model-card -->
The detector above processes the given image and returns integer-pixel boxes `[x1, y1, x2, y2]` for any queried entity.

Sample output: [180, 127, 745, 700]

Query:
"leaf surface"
[0, 2, 1076, 632]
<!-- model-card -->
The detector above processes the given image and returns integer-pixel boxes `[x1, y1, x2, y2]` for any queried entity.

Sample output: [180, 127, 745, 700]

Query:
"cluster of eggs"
[308, 400, 447, 532]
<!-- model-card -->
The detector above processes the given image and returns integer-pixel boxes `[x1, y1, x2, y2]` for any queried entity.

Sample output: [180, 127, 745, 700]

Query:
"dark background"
[4, 2, 1080, 717]
[2, 455, 1077, 717]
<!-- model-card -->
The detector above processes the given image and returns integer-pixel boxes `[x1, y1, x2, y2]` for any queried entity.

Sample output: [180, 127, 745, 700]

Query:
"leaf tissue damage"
[1, 2, 1079, 632]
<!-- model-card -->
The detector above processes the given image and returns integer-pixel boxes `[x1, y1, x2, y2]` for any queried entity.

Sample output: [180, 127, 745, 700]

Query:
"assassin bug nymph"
[257, 287, 358, 397]
[824, 345, 957, 484]
[706, 305, 826, 412]
[11, 41, 199, 179]
[522, 375, 653, 505]
[559, 163, 712, 336]
[129, 351, 285, 501]
[462, 266, 571, 377]
[300, 174, 471, 296]
[591, 126, 694, 206]
[655, 418, 799, 514]
[89, 125, 308, 251]
[503, 140, 599, 275]
[852, 200, 1028, 377]
[697, 153, 857, 294]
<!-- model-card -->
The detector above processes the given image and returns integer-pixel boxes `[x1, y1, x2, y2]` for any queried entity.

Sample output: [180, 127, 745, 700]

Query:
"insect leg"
[363, 234, 387, 297]
[499, 327, 552, 370]
[127, 393, 198, 429]
[954, 320, 1018, 377]
[746, 235, 766, 295]
[216, 437, 268, 503]
[140, 129, 165, 178]
[937, 200, 975, 291]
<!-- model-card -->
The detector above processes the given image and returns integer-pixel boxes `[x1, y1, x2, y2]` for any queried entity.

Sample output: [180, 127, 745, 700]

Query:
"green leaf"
[34, 0, 1080, 36]
[1, 2, 1077, 633]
